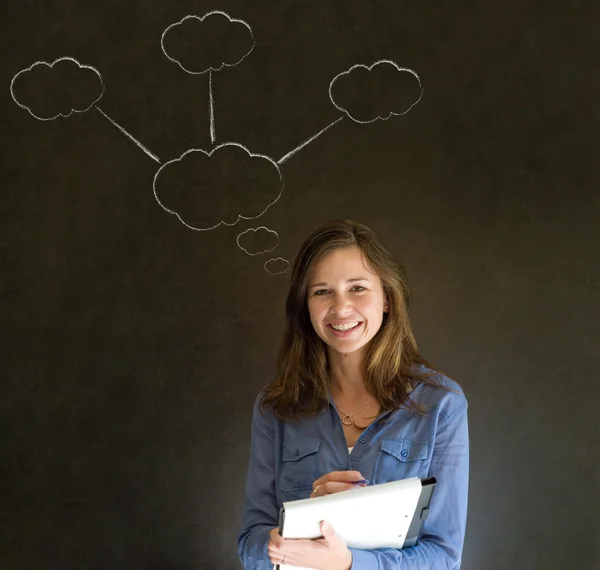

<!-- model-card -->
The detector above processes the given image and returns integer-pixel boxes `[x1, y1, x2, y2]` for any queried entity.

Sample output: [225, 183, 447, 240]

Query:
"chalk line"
[209, 70, 215, 145]
[95, 106, 161, 164]
[277, 116, 344, 165]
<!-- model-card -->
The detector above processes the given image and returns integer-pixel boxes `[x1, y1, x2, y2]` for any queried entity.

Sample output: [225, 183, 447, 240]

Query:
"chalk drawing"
[329, 60, 423, 123]
[10, 14, 423, 276]
[277, 116, 345, 165]
[209, 70, 215, 144]
[10, 57, 104, 121]
[237, 227, 280, 256]
[153, 142, 283, 231]
[161, 11, 255, 146]
[264, 258, 290, 275]
[277, 61, 421, 164]
[95, 106, 161, 164]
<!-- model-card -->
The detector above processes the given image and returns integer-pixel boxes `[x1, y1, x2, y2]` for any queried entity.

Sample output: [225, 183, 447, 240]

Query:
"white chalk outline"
[237, 226, 280, 255]
[277, 116, 344, 165]
[161, 11, 255, 146]
[264, 257, 290, 275]
[329, 60, 423, 124]
[160, 11, 255, 74]
[95, 106, 161, 164]
[277, 61, 422, 164]
[209, 70, 215, 145]
[10, 56, 104, 121]
[152, 142, 283, 231]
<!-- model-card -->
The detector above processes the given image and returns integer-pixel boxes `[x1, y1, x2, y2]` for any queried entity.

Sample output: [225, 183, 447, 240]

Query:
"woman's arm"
[349, 403, 469, 570]
[237, 393, 280, 570]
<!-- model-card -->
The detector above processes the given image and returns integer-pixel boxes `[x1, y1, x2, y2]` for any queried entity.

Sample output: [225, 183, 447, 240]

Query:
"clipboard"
[274, 477, 435, 570]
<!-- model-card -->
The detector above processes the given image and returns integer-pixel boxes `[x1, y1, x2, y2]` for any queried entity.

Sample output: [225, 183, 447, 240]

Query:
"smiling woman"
[237, 220, 469, 570]
[307, 246, 386, 358]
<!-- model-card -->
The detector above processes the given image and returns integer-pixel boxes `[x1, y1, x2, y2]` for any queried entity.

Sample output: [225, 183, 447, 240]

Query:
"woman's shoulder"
[410, 365, 468, 420]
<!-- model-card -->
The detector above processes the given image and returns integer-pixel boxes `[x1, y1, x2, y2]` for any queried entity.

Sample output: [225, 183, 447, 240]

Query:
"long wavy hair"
[260, 219, 446, 420]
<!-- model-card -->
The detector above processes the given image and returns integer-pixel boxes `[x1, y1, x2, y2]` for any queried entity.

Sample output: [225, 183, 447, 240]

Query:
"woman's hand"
[268, 522, 352, 570]
[310, 470, 367, 497]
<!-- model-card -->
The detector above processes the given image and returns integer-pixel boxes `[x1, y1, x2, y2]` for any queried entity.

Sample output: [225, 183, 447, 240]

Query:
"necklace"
[332, 396, 374, 427]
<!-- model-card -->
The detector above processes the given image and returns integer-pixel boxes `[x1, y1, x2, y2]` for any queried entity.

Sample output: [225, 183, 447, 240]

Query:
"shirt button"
[401, 449, 408, 457]
[359, 437, 367, 444]
[294, 449, 300, 456]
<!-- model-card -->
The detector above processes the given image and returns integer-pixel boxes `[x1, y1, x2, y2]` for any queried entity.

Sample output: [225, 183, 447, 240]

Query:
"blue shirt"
[237, 371, 469, 569]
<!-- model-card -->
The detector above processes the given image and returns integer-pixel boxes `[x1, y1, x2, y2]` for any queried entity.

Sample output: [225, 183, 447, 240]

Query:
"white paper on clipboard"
[275, 477, 425, 570]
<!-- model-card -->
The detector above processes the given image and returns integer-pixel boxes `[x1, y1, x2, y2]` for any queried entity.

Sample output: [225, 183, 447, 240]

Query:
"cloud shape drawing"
[329, 60, 423, 124]
[237, 227, 280, 255]
[161, 11, 255, 74]
[153, 143, 283, 231]
[265, 258, 290, 275]
[10, 57, 104, 121]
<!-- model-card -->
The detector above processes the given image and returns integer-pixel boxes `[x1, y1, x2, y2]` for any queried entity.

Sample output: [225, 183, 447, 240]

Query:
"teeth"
[330, 322, 359, 331]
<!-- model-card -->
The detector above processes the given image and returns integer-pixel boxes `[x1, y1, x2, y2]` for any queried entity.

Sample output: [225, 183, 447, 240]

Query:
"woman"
[237, 220, 469, 569]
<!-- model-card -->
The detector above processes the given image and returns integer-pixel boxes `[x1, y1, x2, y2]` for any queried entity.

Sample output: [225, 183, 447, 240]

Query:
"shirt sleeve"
[349, 403, 470, 570]
[237, 393, 280, 570]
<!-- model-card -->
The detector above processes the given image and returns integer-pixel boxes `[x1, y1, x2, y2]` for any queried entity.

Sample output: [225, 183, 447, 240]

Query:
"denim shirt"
[237, 373, 469, 569]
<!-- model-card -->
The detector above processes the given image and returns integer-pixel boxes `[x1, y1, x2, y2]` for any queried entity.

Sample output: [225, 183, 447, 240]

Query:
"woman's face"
[307, 246, 386, 357]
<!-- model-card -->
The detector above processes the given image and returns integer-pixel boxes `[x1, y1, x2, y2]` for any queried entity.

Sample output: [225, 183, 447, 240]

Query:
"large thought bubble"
[161, 11, 255, 74]
[153, 143, 283, 231]
[329, 60, 422, 123]
[10, 57, 104, 121]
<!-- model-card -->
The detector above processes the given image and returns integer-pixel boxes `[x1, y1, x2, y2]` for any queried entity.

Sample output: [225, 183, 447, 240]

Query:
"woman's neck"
[328, 348, 370, 399]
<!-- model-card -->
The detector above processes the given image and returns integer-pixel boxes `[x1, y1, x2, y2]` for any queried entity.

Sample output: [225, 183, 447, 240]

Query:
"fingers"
[311, 480, 367, 497]
[269, 527, 284, 548]
[268, 528, 288, 565]
[310, 471, 367, 497]
[312, 470, 364, 488]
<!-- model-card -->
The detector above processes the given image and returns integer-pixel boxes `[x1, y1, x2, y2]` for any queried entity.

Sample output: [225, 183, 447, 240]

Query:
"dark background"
[2, 1, 599, 569]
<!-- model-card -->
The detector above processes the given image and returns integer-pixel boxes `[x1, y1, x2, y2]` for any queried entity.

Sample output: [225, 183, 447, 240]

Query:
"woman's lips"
[327, 321, 363, 337]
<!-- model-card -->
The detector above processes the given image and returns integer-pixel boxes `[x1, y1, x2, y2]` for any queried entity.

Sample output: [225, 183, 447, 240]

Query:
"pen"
[350, 478, 369, 485]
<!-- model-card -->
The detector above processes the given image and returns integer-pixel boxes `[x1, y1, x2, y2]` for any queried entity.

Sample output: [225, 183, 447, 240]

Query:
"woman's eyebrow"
[309, 277, 369, 289]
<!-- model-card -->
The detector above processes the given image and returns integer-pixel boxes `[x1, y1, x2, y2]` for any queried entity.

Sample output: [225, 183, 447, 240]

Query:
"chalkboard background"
[2, 1, 599, 569]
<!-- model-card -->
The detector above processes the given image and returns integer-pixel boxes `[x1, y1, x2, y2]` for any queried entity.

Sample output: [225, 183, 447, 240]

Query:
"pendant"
[342, 415, 354, 426]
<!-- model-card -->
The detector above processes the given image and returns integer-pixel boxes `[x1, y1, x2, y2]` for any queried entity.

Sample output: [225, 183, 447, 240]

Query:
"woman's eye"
[314, 289, 329, 296]
[351, 285, 366, 292]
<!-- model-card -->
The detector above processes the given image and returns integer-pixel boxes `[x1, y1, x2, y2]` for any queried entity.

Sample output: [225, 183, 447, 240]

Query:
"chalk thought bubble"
[264, 258, 290, 275]
[10, 57, 104, 121]
[237, 227, 280, 255]
[329, 60, 422, 124]
[153, 143, 283, 231]
[161, 11, 255, 74]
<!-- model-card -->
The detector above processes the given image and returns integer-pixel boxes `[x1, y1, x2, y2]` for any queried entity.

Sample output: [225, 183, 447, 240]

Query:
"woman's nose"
[330, 294, 352, 315]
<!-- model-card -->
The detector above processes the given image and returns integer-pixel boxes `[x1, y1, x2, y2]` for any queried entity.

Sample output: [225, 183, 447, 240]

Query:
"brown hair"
[260, 219, 446, 420]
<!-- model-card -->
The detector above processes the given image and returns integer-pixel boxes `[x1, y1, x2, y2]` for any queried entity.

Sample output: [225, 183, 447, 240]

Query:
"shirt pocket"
[279, 439, 321, 493]
[373, 438, 429, 484]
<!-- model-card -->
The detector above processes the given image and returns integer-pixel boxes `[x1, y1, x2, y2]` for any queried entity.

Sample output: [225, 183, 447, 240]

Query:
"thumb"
[320, 520, 338, 540]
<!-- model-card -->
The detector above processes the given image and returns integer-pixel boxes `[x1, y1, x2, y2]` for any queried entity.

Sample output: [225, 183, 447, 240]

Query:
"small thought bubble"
[237, 227, 280, 255]
[153, 143, 283, 231]
[329, 60, 422, 124]
[10, 57, 104, 121]
[265, 258, 290, 275]
[161, 11, 255, 74]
